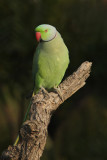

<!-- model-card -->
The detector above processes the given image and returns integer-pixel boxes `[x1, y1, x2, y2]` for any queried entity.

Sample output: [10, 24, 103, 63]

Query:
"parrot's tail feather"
[14, 135, 19, 146]
[13, 93, 34, 146]
[23, 100, 32, 122]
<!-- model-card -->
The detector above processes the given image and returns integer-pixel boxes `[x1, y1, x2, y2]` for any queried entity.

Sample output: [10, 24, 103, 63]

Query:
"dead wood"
[0, 61, 92, 160]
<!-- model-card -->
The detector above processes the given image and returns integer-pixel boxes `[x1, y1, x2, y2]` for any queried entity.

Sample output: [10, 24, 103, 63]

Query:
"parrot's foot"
[41, 87, 50, 99]
[53, 87, 64, 101]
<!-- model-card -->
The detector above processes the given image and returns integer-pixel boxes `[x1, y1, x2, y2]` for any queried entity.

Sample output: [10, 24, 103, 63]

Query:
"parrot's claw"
[53, 87, 64, 102]
[41, 87, 50, 99]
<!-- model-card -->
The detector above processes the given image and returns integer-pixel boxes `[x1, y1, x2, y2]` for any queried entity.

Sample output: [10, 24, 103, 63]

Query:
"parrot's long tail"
[14, 98, 33, 146]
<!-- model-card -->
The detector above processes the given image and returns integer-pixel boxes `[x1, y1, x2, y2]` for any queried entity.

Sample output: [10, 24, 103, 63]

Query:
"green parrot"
[14, 24, 69, 145]
[33, 24, 69, 94]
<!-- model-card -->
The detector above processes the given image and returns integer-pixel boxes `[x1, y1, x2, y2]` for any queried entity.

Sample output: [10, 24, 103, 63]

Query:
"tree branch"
[0, 61, 92, 160]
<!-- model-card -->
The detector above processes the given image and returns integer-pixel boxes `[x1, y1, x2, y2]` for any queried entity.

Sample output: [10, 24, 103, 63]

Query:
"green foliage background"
[0, 0, 107, 159]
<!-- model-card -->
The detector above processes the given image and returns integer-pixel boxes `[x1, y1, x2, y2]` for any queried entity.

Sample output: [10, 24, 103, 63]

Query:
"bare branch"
[0, 61, 92, 160]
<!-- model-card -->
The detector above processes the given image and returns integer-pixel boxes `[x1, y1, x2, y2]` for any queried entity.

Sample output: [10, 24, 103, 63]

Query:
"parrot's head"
[35, 24, 57, 42]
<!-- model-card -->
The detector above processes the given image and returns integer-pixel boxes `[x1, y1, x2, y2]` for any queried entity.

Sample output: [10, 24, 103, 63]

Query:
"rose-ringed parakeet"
[33, 24, 69, 93]
[14, 24, 69, 145]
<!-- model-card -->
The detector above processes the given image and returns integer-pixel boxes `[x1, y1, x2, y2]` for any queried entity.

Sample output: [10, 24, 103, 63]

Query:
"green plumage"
[32, 25, 69, 94]
[14, 24, 69, 146]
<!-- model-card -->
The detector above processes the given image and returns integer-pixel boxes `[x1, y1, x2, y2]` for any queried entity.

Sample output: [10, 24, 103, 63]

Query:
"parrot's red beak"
[36, 32, 41, 42]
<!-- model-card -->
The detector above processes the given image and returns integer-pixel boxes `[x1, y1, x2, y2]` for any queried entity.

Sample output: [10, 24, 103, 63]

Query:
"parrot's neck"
[51, 31, 61, 41]
[38, 31, 67, 55]
[39, 31, 62, 46]
[40, 31, 60, 43]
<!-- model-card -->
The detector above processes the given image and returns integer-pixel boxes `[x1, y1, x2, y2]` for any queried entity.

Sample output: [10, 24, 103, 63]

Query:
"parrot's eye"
[45, 29, 48, 32]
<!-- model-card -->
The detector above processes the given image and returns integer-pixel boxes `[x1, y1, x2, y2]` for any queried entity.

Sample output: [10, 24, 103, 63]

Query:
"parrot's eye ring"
[45, 29, 48, 32]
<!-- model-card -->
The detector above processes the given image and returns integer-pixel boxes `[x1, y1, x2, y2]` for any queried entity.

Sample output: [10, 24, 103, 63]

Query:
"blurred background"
[0, 0, 107, 159]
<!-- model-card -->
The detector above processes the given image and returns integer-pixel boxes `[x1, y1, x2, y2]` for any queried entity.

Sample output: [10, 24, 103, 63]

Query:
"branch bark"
[0, 61, 92, 160]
